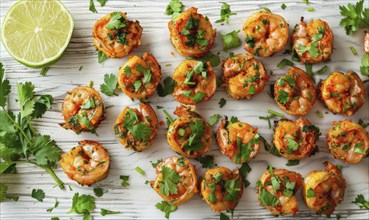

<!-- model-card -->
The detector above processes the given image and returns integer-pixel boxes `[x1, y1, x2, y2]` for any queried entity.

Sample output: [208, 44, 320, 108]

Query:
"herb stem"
[163, 110, 174, 124]
[267, 110, 284, 118]
[2, 107, 33, 144]
[350, 46, 358, 55]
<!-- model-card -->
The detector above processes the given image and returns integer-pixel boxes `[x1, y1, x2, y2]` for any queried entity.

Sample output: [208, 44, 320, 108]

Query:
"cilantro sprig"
[68, 193, 95, 219]
[100, 73, 119, 96]
[155, 200, 177, 219]
[0, 63, 64, 189]
[221, 30, 241, 50]
[215, 2, 237, 24]
[165, 0, 184, 21]
[353, 194, 369, 209]
[339, 0, 369, 35]
[159, 166, 182, 196]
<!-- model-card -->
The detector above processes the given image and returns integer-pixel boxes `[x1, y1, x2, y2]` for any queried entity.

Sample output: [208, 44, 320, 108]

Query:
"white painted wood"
[1, 0, 369, 219]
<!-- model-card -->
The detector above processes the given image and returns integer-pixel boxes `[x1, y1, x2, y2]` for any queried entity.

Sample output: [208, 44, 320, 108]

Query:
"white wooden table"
[1, 0, 369, 219]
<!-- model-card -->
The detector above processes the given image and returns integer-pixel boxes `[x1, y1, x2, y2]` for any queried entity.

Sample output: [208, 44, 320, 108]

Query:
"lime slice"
[1, 0, 74, 68]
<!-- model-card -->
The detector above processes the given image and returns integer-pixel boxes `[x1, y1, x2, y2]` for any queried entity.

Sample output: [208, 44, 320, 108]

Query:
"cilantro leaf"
[0, 183, 19, 202]
[269, 166, 280, 192]
[158, 76, 175, 97]
[129, 122, 152, 141]
[31, 189, 45, 202]
[221, 30, 241, 50]
[30, 135, 62, 166]
[339, 0, 369, 35]
[196, 155, 214, 168]
[219, 98, 226, 108]
[215, 2, 237, 24]
[306, 188, 316, 198]
[17, 82, 35, 119]
[0, 111, 16, 133]
[192, 92, 206, 103]
[194, 52, 221, 67]
[135, 64, 152, 84]
[100, 208, 121, 216]
[120, 175, 129, 187]
[239, 162, 252, 188]
[68, 193, 95, 215]
[31, 95, 53, 119]
[286, 159, 299, 166]
[165, 0, 184, 21]
[259, 188, 279, 206]
[47, 198, 59, 212]
[353, 194, 369, 209]
[159, 166, 182, 196]
[89, 0, 97, 13]
[360, 54, 369, 76]
[105, 12, 127, 30]
[286, 137, 299, 154]
[277, 90, 289, 105]
[155, 201, 177, 219]
[151, 159, 163, 168]
[0, 63, 10, 108]
[93, 187, 104, 197]
[98, 51, 108, 63]
[100, 73, 118, 96]
[97, 0, 108, 7]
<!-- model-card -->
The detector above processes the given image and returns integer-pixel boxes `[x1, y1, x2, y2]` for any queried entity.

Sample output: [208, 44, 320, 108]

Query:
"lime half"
[1, 0, 74, 68]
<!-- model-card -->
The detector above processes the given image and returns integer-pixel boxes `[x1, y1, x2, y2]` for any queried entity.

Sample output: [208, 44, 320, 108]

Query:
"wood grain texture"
[1, 0, 369, 219]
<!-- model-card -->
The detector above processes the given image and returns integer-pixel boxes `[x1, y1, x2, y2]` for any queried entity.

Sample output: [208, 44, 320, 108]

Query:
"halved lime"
[1, 0, 74, 68]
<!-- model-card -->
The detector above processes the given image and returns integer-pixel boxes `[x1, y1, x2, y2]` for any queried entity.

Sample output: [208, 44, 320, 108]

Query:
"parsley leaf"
[158, 77, 175, 97]
[195, 155, 214, 168]
[100, 208, 121, 216]
[68, 193, 95, 216]
[105, 12, 127, 30]
[89, 0, 97, 13]
[221, 30, 241, 50]
[159, 166, 182, 196]
[339, 0, 369, 35]
[93, 187, 104, 197]
[120, 175, 130, 187]
[31, 189, 45, 202]
[215, 2, 237, 24]
[100, 73, 118, 96]
[353, 194, 369, 209]
[155, 201, 177, 219]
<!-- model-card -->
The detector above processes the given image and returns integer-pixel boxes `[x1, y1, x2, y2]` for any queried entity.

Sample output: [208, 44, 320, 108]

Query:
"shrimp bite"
[292, 18, 333, 64]
[173, 60, 216, 105]
[274, 118, 320, 160]
[113, 103, 158, 152]
[201, 167, 243, 212]
[365, 32, 369, 54]
[60, 140, 110, 186]
[216, 117, 261, 164]
[167, 106, 212, 158]
[327, 120, 369, 164]
[274, 67, 316, 116]
[168, 7, 216, 57]
[60, 86, 104, 134]
[243, 10, 289, 57]
[303, 161, 346, 216]
[92, 12, 142, 58]
[118, 52, 161, 100]
[221, 53, 270, 100]
[256, 167, 303, 216]
[319, 71, 366, 116]
[150, 156, 198, 206]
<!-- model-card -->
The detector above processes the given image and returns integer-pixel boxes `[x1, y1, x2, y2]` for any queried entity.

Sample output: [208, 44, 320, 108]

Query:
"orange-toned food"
[168, 7, 216, 57]
[151, 156, 198, 206]
[256, 167, 303, 216]
[327, 120, 369, 164]
[201, 167, 243, 212]
[274, 67, 316, 116]
[221, 53, 270, 100]
[60, 86, 104, 133]
[273, 118, 320, 160]
[173, 60, 216, 105]
[93, 12, 142, 58]
[243, 10, 289, 57]
[60, 140, 110, 186]
[118, 52, 161, 100]
[303, 161, 346, 216]
[216, 117, 261, 163]
[113, 103, 158, 152]
[319, 71, 366, 116]
[292, 18, 333, 64]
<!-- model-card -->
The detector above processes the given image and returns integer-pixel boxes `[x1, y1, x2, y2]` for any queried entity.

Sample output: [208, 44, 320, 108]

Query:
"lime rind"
[1, 0, 74, 68]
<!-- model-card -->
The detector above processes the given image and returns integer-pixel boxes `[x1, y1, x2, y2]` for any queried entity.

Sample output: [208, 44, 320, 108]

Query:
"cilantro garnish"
[97, 0, 108, 7]
[100, 208, 121, 216]
[259, 188, 279, 206]
[339, 0, 369, 35]
[195, 155, 214, 168]
[277, 90, 289, 105]
[219, 98, 226, 108]
[194, 52, 221, 67]
[354, 142, 366, 154]
[121, 109, 152, 141]
[286, 137, 299, 154]
[31, 189, 45, 202]
[98, 51, 108, 64]
[239, 162, 252, 188]
[221, 30, 241, 50]
[135, 64, 152, 84]
[233, 134, 259, 163]
[360, 54, 369, 76]
[353, 194, 369, 209]
[0, 183, 18, 202]
[224, 177, 242, 201]
[120, 175, 130, 187]
[306, 188, 316, 198]
[93, 187, 104, 197]
[269, 166, 280, 192]
[155, 201, 177, 219]
[89, 0, 97, 13]
[277, 58, 294, 68]
[105, 12, 127, 30]
[207, 182, 217, 203]
[100, 73, 119, 96]
[158, 77, 175, 97]
[215, 2, 236, 24]
[184, 119, 206, 152]
[151, 159, 163, 168]
[165, 0, 184, 21]
[159, 166, 182, 196]
[286, 159, 300, 166]
[68, 193, 95, 220]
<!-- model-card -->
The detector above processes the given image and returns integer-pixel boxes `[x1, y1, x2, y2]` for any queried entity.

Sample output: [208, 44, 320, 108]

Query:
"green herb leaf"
[135, 64, 152, 84]
[339, 0, 369, 35]
[361, 54, 369, 76]
[208, 114, 221, 126]
[31, 189, 45, 202]
[97, 0, 108, 7]
[196, 155, 214, 168]
[286, 137, 299, 154]
[259, 188, 279, 206]
[89, 0, 97, 13]
[165, 0, 184, 17]
[105, 12, 127, 30]
[192, 92, 206, 103]
[100, 208, 121, 216]
[281, 3, 287, 10]
[277, 59, 294, 68]
[352, 194, 369, 210]
[47, 198, 59, 212]
[269, 166, 280, 192]
[0, 183, 19, 202]
[221, 30, 241, 50]
[354, 143, 366, 154]
[286, 159, 299, 166]
[159, 166, 182, 196]
[81, 97, 96, 110]
[120, 175, 130, 187]
[157, 77, 175, 97]
[219, 98, 226, 108]
[68, 193, 95, 215]
[194, 52, 221, 67]
[130, 122, 152, 141]
[151, 159, 163, 168]
[350, 46, 358, 55]
[155, 201, 177, 219]
[306, 188, 316, 198]
[215, 2, 236, 24]
[32, 94, 53, 119]
[0, 63, 10, 108]
[93, 187, 104, 197]
[277, 90, 289, 105]
[98, 51, 108, 63]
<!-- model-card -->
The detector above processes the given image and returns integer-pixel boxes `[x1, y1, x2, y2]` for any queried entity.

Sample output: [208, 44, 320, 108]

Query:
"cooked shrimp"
[60, 86, 104, 133]
[60, 140, 110, 186]
[274, 118, 320, 160]
[168, 7, 216, 57]
[303, 161, 346, 216]
[201, 167, 243, 212]
[118, 52, 161, 100]
[150, 156, 198, 206]
[257, 167, 303, 216]
[113, 103, 158, 152]
[274, 67, 316, 116]
[167, 106, 212, 158]
[221, 53, 270, 100]
[216, 117, 261, 164]
[319, 71, 366, 116]
[292, 18, 333, 64]
[243, 10, 289, 57]
[173, 60, 216, 105]
[327, 120, 369, 164]
[93, 12, 142, 58]
[365, 32, 369, 54]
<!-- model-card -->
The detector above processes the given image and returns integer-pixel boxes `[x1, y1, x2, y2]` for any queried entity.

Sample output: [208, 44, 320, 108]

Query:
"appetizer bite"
[151, 156, 198, 206]
[319, 71, 366, 116]
[60, 86, 104, 134]
[167, 106, 212, 158]
[256, 167, 303, 216]
[243, 10, 289, 57]
[365, 32, 369, 54]
[113, 103, 158, 152]
[118, 52, 161, 100]
[168, 7, 216, 57]
[173, 60, 216, 105]
[216, 116, 261, 163]
[93, 12, 142, 58]
[292, 18, 333, 64]
[273, 118, 320, 160]
[201, 167, 243, 212]
[327, 120, 369, 164]
[60, 140, 110, 186]
[274, 67, 316, 116]
[221, 53, 270, 100]
[303, 161, 346, 216]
